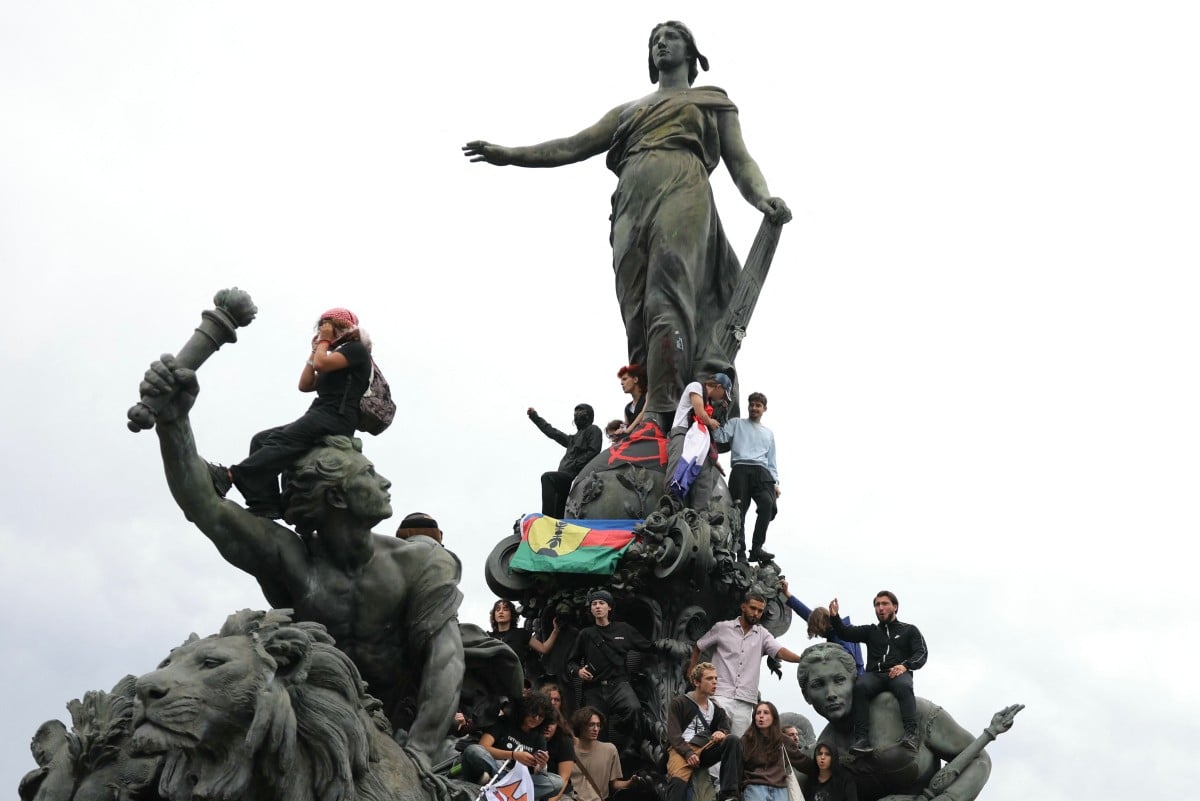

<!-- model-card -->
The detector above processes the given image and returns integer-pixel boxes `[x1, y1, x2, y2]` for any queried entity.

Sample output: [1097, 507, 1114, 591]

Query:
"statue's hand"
[463, 140, 514, 166]
[139, 354, 198, 423]
[986, 703, 1025, 736]
[757, 196, 792, 225]
[654, 638, 690, 659]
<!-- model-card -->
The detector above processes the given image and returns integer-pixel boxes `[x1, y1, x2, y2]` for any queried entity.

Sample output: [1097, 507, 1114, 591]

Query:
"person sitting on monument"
[542, 708, 577, 801]
[605, 419, 625, 444]
[528, 404, 603, 518]
[665, 373, 732, 501]
[780, 579, 864, 676]
[666, 661, 744, 801]
[570, 707, 640, 801]
[710, 390, 780, 563]
[827, 592, 927, 754]
[796, 643, 996, 801]
[206, 307, 372, 519]
[139, 356, 523, 766]
[616, 363, 647, 434]
[739, 700, 813, 801]
[490, 599, 533, 670]
[801, 743, 857, 801]
[462, 692, 564, 798]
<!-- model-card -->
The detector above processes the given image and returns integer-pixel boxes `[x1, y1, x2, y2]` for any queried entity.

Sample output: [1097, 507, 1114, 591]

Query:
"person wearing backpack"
[207, 307, 372, 518]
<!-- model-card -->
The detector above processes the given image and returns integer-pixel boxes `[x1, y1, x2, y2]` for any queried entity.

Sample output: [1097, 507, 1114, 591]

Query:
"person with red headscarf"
[209, 307, 372, 518]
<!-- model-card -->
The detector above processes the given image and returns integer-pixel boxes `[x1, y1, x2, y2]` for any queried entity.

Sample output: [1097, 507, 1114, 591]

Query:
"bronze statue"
[139, 355, 469, 767]
[796, 643, 1021, 801]
[465, 21, 791, 420]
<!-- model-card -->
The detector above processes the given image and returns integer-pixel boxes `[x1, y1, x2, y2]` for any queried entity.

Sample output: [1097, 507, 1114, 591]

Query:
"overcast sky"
[2, 2, 1196, 798]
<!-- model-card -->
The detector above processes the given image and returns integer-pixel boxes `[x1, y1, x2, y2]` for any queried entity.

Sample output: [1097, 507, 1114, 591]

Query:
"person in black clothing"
[827, 591, 928, 754]
[801, 742, 856, 801]
[528, 404, 603, 518]
[462, 692, 564, 799]
[542, 708, 577, 801]
[208, 307, 372, 519]
[566, 590, 657, 757]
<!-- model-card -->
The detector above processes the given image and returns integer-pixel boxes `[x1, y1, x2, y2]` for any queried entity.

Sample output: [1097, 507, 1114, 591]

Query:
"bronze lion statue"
[23, 610, 473, 801]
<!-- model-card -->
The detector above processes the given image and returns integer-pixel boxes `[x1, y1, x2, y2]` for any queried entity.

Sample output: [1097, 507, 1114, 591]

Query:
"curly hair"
[281, 435, 368, 535]
[688, 661, 716, 687]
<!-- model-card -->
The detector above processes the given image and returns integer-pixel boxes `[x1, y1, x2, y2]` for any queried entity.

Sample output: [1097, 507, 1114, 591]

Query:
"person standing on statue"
[465, 20, 791, 419]
[207, 307, 371, 519]
[566, 591, 657, 758]
[827, 591, 928, 754]
[137, 356, 469, 767]
[688, 591, 803, 736]
[710, 391, 780, 563]
[528, 404, 602, 519]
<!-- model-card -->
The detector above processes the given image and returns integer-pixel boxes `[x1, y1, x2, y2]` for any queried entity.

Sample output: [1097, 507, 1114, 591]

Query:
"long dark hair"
[740, 701, 785, 769]
[803, 742, 851, 800]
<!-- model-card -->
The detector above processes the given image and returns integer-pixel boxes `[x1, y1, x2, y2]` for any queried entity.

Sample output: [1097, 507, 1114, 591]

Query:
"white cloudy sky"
[2, 2, 1196, 798]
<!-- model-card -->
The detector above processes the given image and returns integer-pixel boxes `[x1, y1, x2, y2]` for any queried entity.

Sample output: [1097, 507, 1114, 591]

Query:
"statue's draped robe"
[607, 87, 741, 414]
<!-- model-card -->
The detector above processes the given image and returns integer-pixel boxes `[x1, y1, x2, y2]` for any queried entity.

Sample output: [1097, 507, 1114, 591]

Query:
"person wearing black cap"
[527, 404, 603, 518]
[395, 511, 443, 544]
[566, 590, 656, 757]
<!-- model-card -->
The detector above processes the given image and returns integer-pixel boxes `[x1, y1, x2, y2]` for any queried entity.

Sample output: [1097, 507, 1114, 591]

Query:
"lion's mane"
[149, 609, 405, 801]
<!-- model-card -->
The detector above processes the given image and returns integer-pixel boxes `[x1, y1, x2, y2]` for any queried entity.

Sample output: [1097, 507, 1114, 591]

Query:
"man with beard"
[688, 591, 804, 735]
[828, 592, 927, 754]
[528, 404, 603, 518]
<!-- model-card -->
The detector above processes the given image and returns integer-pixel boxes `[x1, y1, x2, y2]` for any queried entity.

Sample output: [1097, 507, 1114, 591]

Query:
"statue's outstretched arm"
[145, 357, 301, 592]
[463, 104, 624, 168]
[407, 618, 464, 766]
[717, 111, 792, 225]
[923, 705, 993, 801]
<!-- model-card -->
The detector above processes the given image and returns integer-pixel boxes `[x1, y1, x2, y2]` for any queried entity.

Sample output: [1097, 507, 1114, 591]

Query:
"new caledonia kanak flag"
[510, 514, 639, 575]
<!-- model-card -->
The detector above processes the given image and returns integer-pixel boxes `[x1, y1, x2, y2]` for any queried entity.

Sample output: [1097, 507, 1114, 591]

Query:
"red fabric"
[320, 307, 358, 327]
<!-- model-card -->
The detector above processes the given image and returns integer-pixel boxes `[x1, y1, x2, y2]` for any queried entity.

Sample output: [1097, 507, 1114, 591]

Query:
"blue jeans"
[744, 785, 787, 801]
[461, 745, 565, 800]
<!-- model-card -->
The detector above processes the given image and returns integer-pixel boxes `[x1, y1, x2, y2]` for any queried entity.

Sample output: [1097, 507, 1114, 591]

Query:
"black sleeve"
[583, 425, 602, 458]
[903, 625, 928, 671]
[530, 412, 571, 447]
[827, 616, 871, 643]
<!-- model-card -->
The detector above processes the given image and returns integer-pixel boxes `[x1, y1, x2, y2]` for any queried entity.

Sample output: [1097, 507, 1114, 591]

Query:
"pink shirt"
[696, 618, 782, 703]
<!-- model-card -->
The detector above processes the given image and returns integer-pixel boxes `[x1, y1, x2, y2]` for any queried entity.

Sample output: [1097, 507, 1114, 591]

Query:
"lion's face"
[131, 634, 267, 754]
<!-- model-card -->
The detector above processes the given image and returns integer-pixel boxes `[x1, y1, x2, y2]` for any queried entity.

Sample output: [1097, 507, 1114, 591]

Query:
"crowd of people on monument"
[469, 585, 920, 801]
[528, 362, 783, 564]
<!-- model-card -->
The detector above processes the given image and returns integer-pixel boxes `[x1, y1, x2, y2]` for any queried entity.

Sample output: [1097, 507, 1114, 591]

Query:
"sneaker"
[900, 732, 919, 751]
[736, 551, 749, 564]
[206, 462, 233, 497]
[748, 547, 776, 562]
[849, 738, 873, 755]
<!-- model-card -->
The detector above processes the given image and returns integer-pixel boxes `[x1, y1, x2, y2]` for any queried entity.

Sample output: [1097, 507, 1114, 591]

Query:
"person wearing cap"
[395, 511, 443, 544]
[207, 307, 372, 518]
[565, 590, 657, 758]
[664, 373, 732, 503]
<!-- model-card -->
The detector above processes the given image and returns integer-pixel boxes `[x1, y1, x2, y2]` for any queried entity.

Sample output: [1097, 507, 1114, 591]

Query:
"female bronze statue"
[465, 21, 791, 421]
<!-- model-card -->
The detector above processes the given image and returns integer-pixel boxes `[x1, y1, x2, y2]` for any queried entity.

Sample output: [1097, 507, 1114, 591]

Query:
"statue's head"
[797, 643, 857, 722]
[648, 21, 709, 85]
[282, 435, 393, 535]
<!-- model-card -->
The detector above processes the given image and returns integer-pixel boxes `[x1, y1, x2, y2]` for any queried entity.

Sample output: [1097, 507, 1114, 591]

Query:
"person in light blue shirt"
[711, 391, 779, 562]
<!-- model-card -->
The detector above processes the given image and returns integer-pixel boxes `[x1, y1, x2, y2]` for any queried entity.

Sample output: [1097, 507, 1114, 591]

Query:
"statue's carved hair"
[282, 435, 366, 535]
[647, 21, 709, 85]
[796, 642, 857, 697]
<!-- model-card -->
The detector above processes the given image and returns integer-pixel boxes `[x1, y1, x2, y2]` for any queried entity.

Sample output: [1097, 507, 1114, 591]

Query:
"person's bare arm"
[144, 357, 302, 602]
[717, 111, 791, 224]
[529, 619, 561, 655]
[690, 391, 719, 429]
[464, 105, 624, 168]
